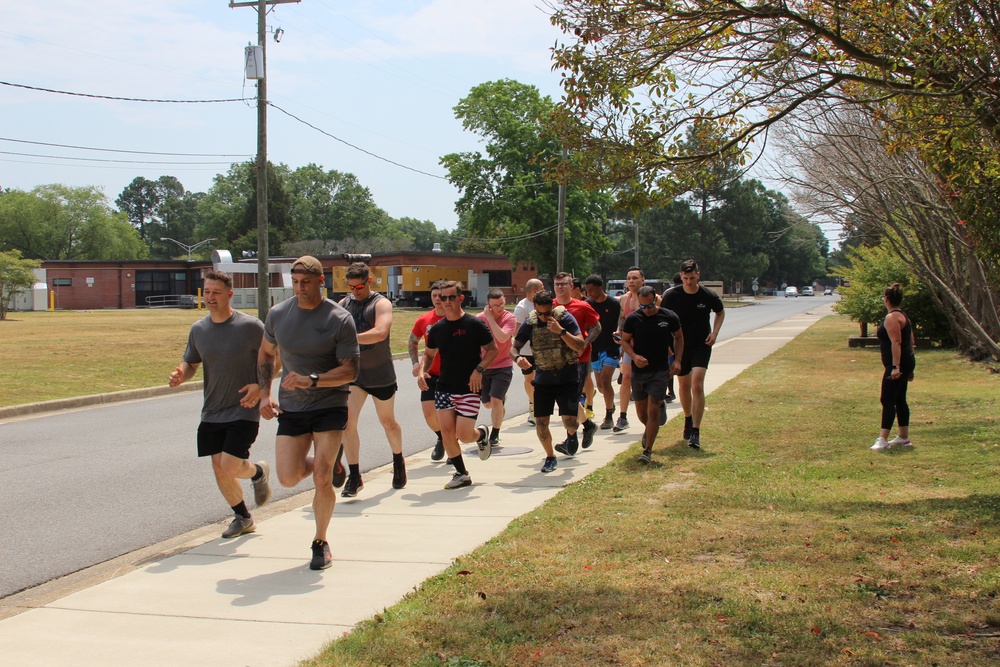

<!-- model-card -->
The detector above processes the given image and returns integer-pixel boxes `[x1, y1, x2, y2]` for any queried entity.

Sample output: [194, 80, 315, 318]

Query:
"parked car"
[801, 286, 814, 296]
[823, 287, 833, 296]
[784, 286, 799, 298]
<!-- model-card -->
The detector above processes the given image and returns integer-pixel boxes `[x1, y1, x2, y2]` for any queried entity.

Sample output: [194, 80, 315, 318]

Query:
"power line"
[0, 80, 250, 104]
[0, 136, 252, 159]
[0, 150, 235, 166]
[268, 102, 448, 180]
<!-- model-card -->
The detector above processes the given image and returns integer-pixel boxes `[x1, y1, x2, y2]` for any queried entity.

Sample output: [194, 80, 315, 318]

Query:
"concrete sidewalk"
[0, 306, 833, 667]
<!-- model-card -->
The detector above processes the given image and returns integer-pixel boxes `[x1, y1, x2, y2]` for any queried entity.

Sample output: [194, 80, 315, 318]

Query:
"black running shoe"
[342, 475, 364, 498]
[310, 539, 332, 570]
[582, 420, 597, 449]
[392, 460, 407, 489]
[554, 440, 570, 456]
[332, 445, 346, 488]
[683, 415, 693, 440]
[638, 449, 652, 465]
[659, 401, 668, 426]
[566, 434, 580, 456]
[689, 427, 701, 450]
[431, 436, 445, 461]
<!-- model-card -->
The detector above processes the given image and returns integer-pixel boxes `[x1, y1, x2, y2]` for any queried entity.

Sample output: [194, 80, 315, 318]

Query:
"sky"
[1, 0, 567, 232]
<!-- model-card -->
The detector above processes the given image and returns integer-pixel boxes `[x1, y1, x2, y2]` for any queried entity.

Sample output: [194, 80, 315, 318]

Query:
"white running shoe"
[870, 437, 890, 451]
[887, 436, 912, 447]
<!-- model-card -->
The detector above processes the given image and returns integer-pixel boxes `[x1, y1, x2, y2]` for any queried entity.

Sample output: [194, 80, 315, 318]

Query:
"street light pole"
[161, 237, 217, 261]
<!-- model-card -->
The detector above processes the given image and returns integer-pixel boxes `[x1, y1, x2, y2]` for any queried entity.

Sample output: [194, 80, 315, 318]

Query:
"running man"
[614, 266, 660, 432]
[339, 262, 405, 498]
[409, 281, 446, 460]
[511, 290, 585, 473]
[620, 285, 684, 464]
[169, 270, 271, 539]
[661, 259, 725, 449]
[513, 278, 544, 426]
[552, 272, 601, 454]
[420, 281, 499, 489]
[583, 275, 622, 430]
[258, 255, 360, 570]
[476, 288, 517, 447]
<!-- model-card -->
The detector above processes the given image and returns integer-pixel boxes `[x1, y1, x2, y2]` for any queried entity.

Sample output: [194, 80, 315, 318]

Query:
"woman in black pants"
[871, 284, 916, 450]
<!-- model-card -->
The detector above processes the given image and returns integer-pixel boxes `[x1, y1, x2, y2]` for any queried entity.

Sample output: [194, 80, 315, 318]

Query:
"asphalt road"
[0, 294, 835, 599]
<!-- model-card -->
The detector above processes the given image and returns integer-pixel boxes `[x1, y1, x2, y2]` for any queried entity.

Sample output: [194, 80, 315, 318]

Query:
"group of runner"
[169, 255, 724, 570]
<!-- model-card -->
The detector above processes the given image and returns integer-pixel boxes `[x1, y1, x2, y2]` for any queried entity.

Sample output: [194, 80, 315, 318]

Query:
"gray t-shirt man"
[183, 310, 264, 423]
[263, 297, 360, 412]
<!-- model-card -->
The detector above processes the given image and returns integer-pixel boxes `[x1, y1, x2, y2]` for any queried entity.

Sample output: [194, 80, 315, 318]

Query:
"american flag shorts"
[434, 390, 481, 419]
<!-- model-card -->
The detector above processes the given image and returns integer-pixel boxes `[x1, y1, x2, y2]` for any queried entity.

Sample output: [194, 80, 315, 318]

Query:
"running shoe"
[476, 425, 492, 461]
[554, 439, 570, 456]
[585, 406, 595, 420]
[870, 437, 891, 451]
[391, 460, 407, 489]
[252, 460, 272, 507]
[540, 457, 557, 473]
[600, 413, 615, 430]
[566, 434, 580, 456]
[581, 420, 597, 449]
[342, 475, 364, 498]
[887, 436, 912, 447]
[489, 434, 500, 446]
[665, 392, 675, 403]
[309, 539, 332, 570]
[688, 427, 701, 450]
[659, 401, 667, 426]
[222, 515, 255, 539]
[527, 406, 536, 426]
[332, 445, 346, 488]
[683, 415, 693, 440]
[431, 436, 445, 461]
[638, 449, 652, 465]
[444, 472, 472, 489]
[612, 416, 629, 433]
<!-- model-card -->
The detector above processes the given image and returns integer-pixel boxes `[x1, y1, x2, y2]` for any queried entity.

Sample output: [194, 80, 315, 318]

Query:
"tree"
[115, 177, 159, 242]
[0, 250, 40, 320]
[0, 185, 148, 260]
[547, 0, 1000, 216]
[285, 164, 395, 243]
[441, 79, 614, 275]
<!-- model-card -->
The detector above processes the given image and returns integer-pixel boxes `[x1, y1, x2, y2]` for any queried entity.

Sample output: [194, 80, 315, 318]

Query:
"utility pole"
[634, 218, 639, 268]
[230, 0, 299, 321]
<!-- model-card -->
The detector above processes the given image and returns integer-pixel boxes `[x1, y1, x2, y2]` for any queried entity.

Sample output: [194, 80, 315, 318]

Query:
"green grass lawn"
[302, 315, 1000, 667]
[0, 308, 423, 407]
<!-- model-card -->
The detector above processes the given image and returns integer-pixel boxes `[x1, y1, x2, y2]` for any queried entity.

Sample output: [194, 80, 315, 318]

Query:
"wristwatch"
[475, 364, 485, 374]
[309, 373, 319, 387]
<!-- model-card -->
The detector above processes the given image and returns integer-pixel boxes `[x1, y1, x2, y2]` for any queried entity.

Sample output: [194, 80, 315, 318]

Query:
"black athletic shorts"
[197, 420, 259, 459]
[679, 344, 713, 376]
[533, 382, 580, 418]
[276, 407, 348, 436]
[575, 361, 591, 398]
[419, 374, 439, 402]
[354, 382, 398, 402]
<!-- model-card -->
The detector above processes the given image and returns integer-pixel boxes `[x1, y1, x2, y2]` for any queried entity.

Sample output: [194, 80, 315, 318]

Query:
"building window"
[52, 278, 72, 287]
[485, 270, 512, 287]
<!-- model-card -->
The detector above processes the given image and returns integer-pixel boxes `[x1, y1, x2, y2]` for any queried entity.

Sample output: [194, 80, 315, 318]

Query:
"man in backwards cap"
[258, 255, 360, 570]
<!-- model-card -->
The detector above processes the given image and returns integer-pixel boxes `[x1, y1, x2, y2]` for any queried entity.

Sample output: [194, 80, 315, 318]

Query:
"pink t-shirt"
[477, 309, 517, 368]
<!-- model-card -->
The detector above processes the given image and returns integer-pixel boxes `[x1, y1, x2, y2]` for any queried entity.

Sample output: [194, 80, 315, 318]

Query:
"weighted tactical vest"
[527, 306, 579, 371]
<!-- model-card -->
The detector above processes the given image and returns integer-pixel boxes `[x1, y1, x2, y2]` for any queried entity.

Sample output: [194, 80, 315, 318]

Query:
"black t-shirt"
[661, 285, 723, 346]
[426, 313, 494, 393]
[622, 308, 681, 373]
[586, 295, 622, 354]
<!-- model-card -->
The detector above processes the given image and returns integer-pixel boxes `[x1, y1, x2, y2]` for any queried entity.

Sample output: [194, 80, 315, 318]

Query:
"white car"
[801, 286, 814, 296]
[784, 286, 798, 298]
[823, 288, 833, 296]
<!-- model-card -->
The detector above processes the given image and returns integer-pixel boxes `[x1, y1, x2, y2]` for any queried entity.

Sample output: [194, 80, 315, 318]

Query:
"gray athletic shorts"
[480, 366, 513, 403]
[631, 369, 670, 402]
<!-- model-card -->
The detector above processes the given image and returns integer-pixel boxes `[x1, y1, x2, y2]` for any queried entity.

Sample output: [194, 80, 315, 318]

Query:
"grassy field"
[299, 315, 1000, 667]
[0, 308, 423, 407]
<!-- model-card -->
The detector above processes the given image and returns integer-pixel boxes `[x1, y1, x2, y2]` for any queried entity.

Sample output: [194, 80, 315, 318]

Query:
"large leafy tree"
[115, 176, 186, 247]
[548, 1, 1000, 205]
[0, 185, 147, 260]
[441, 79, 613, 275]
[285, 163, 394, 243]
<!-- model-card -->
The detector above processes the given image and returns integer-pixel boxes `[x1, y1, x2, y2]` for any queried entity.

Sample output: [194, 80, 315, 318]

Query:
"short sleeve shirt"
[263, 297, 360, 412]
[622, 308, 681, 374]
[563, 298, 600, 362]
[661, 286, 724, 346]
[476, 309, 517, 369]
[426, 314, 494, 394]
[411, 309, 445, 376]
[513, 297, 534, 356]
[587, 295, 622, 354]
[183, 310, 264, 423]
